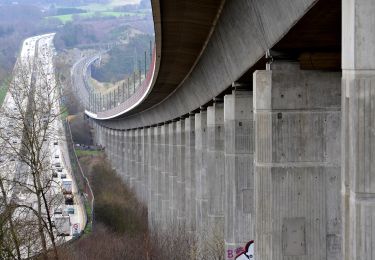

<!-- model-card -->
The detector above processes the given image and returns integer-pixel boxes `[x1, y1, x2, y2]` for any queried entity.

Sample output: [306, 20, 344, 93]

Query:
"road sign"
[72, 223, 80, 236]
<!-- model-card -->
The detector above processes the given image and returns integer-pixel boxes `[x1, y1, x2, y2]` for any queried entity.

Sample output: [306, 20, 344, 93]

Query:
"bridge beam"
[254, 62, 341, 259]
[342, 0, 375, 258]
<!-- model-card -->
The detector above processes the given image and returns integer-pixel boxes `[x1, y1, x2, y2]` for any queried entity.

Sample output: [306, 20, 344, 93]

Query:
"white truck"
[54, 215, 71, 236]
[62, 179, 72, 194]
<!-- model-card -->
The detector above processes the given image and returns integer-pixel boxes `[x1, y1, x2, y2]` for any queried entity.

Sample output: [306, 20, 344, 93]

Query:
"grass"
[47, 11, 142, 24]
[83, 200, 93, 234]
[60, 105, 69, 120]
[0, 84, 8, 106]
[75, 149, 102, 157]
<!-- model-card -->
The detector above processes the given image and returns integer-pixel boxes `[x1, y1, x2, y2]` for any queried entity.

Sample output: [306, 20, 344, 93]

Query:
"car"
[54, 208, 62, 215]
[67, 207, 74, 215]
[55, 162, 61, 168]
[53, 141, 58, 145]
[57, 168, 63, 173]
[54, 155, 59, 159]
[64, 194, 74, 205]
[60, 174, 66, 179]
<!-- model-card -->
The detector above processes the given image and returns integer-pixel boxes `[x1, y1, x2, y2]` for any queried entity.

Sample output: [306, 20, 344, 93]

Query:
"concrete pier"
[185, 115, 196, 232]
[195, 110, 208, 241]
[148, 126, 157, 230]
[168, 121, 178, 225]
[176, 119, 186, 226]
[254, 62, 341, 259]
[224, 90, 254, 259]
[207, 102, 225, 245]
[342, 0, 375, 258]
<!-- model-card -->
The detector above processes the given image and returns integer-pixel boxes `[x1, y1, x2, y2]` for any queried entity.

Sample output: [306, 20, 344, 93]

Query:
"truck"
[62, 179, 72, 194]
[64, 194, 74, 205]
[54, 215, 70, 236]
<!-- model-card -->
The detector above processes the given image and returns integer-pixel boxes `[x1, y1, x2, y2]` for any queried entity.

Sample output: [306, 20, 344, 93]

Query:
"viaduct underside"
[82, 0, 375, 259]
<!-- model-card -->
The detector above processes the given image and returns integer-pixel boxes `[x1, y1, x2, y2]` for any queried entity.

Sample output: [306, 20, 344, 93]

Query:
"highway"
[0, 34, 86, 257]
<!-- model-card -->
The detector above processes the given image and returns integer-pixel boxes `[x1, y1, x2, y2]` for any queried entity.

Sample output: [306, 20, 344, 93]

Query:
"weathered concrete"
[124, 130, 130, 183]
[342, 0, 375, 258]
[224, 90, 254, 259]
[168, 121, 178, 224]
[148, 126, 157, 230]
[155, 125, 163, 227]
[161, 124, 170, 230]
[176, 119, 186, 225]
[195, 109, 209, 253]
[185, 115, 196, 232]
[254, 62, 341, 259]
[207, 102, 225, 243]
[135, 129, 143, 199]
[140, 128, 148, 204]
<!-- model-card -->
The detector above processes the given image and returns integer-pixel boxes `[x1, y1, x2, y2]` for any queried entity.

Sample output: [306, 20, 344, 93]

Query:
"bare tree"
[0, 42, 66, 259]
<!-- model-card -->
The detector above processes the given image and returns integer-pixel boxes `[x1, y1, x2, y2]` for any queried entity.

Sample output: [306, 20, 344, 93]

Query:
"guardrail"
[64, 119, 95, 233]
[83, 43, 156, 120]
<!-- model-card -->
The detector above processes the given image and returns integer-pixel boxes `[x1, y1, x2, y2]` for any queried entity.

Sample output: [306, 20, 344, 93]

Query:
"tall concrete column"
[254, 62, 341, 259]
[207, 102, 225, 244]
[106, 128, 112, 161]
[105, 128, 110, 160]
[168, 121, 178, 224]
[342, 1, 375, 258]
[135, 128, 142, 199]
[176, 119, 186, 225]
[224, 90, 254, 259]
[154, 125, 163, 228]
[140, 128, 147, 204]
[161, 124, 170, 230]
[124, 130, 130, 183]
[120, 130, 126, 180]
[129, 129, 136, 189]
[148, 126, 157, 230]
[185, 114, 196, 233]
[195, 109, 208, 250]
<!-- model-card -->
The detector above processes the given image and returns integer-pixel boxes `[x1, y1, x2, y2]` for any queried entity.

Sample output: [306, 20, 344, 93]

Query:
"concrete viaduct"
[77, 0, 374, 259]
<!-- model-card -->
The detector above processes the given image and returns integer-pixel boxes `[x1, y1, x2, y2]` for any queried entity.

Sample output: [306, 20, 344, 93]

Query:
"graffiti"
[235, 240, 254, 260]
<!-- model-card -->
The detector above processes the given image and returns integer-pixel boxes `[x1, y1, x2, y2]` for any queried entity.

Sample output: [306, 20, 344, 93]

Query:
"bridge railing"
[85, 42, 156, 118]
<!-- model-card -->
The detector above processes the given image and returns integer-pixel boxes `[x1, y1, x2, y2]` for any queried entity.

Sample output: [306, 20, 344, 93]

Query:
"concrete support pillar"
[113, 130, 119, 171]
[185, 114, 196, 232]
[140, 128, 147, 204]
[130, 129, 136, 189]
[224, 90, 254, 259]
[207, 102, 225, 243]
[195, 109, 208, 250]
[107, 128, 111, 160]
[254, 62, 341, 259]
[135, 128, 142, 199]
[124, 130, 130, 183]
[168, 121, 178, 224]
[148, 126, 157, 230]
[110, 129, 115, 165]
[120, 130, 126, 179]
[161, 124, 170, 230]
[176, 119, 186, 225]
[342, 1, 375, 258]
[105, 128, 110, 160]
[154, 125, 162, 227]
